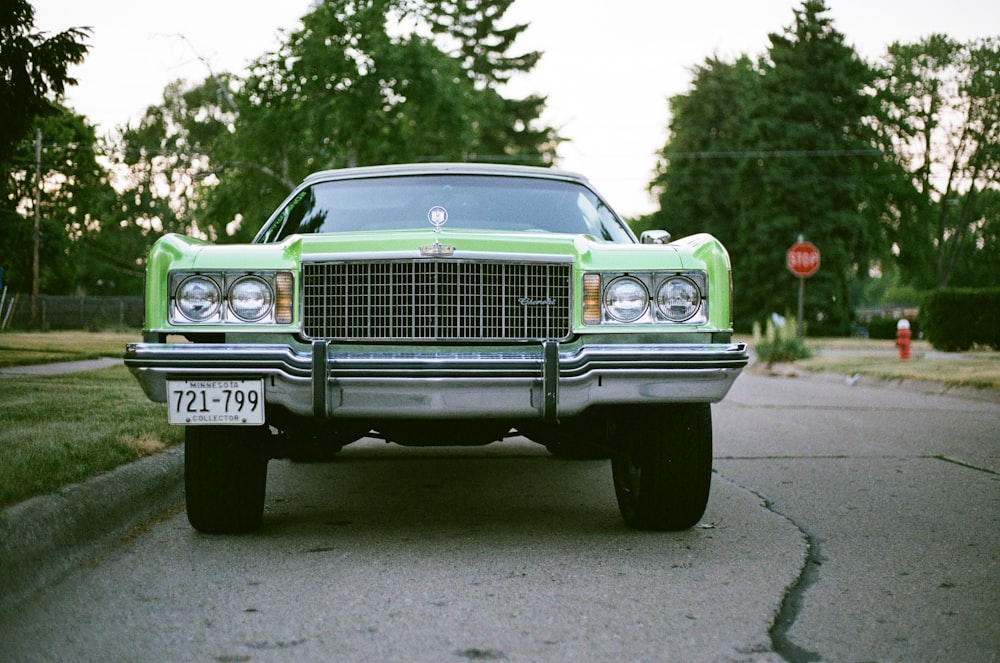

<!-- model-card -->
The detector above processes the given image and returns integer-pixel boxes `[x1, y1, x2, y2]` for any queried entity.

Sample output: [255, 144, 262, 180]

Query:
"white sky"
[33, 0, 1000, 218]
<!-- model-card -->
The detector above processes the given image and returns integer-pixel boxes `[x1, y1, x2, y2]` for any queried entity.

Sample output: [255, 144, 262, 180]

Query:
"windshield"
[256, 174, 635, 243]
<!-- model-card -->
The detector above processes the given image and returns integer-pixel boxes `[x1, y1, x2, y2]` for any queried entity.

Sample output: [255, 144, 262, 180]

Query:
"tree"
[876, 35, 1000, 289]
[116, 0, 559, 245]
[0, 109, 118, 294]
[0, 0, 89, 164]
[644, 55, 762, 244]
[743, 0, 885, 335]
[647, 1, 886, 333]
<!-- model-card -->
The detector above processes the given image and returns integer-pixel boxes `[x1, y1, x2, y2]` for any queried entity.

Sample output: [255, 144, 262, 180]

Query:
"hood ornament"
[420, 205, 455, 256]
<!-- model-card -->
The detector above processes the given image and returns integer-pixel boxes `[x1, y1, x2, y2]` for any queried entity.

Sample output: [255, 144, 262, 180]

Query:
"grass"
[796, 338, 1000, 390]
[0, 330, 140, 368]
[0, 364, 182, 509]
[0, 330, 183, 509]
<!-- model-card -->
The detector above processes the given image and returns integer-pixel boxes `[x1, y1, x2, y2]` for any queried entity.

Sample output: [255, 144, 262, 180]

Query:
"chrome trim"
[299, 251, 575, 264]
[125, 341, 748, 420]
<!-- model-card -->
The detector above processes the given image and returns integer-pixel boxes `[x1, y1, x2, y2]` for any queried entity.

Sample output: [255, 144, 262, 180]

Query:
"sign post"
[786, 237, 820, 338]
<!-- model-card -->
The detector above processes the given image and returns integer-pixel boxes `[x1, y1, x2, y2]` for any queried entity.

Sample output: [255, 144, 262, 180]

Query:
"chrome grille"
[302, 260, 572, 341]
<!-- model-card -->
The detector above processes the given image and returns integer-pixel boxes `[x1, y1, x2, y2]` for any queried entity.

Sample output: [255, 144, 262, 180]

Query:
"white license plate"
[167, 379, 265, 425]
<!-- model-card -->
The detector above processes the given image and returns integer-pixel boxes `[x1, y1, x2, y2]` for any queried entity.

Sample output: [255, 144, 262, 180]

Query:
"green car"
[125, 163, 747, 534]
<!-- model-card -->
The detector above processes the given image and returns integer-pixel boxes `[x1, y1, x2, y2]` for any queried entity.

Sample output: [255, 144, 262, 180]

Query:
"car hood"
[277, 228, 686, 272]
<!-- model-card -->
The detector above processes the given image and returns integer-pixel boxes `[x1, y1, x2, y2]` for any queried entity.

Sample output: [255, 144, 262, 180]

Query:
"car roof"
[301, 162, 591, 186]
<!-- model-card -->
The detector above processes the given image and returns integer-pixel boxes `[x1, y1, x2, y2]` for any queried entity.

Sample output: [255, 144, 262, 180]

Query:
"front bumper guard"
[125, 340, 748, 422]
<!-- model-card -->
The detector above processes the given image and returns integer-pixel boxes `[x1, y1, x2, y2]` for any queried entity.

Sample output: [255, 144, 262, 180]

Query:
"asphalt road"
[0, 371, 996, 662]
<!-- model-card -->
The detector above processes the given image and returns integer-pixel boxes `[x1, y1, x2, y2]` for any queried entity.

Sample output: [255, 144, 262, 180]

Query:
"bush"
[865, 316, 920, 340]
[922, 288, 1000, 351]
[752, 315, 811, 364]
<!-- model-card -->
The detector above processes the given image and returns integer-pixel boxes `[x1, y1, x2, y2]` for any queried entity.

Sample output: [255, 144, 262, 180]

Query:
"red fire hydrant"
[896, 319, 912, 360]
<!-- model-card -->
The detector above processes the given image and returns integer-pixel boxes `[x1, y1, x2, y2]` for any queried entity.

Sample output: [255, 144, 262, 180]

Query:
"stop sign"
[787, 241, 820, 278]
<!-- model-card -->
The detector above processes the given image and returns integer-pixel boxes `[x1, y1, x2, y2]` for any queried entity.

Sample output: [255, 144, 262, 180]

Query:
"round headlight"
[229, 276, 273, 322]
[656, 276, 701, 322]
[176, 276, 221, 321]
[604, 276, 648, 323]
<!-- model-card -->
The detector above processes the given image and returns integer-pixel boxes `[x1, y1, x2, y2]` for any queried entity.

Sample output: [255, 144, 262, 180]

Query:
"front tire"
[185, 425, 269, 534]
[611, 404, 712, 531]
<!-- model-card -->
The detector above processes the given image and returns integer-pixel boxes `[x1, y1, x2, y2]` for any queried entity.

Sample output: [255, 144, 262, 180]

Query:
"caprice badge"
[420, 205, 455, 256]
[519, 297, 556, 306]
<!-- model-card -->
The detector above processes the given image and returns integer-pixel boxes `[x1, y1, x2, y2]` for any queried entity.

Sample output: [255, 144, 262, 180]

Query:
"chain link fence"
[0, 292, 143, 330]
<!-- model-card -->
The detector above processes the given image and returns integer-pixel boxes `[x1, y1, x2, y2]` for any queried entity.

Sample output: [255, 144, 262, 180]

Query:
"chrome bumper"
[125, 341, 748, 422]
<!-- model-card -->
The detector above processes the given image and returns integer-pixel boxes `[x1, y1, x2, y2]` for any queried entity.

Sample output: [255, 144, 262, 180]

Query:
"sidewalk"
[0, 357, 122, 377]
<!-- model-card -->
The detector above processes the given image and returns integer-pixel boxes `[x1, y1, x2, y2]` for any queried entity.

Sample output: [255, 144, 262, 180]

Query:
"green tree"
[946, 188, 1000, 287]
[876, 35, 1000, 289]
[644, 55, 761, 244]
[0, 109, 117, 294]
[743, 0, 885, 335]
[0, 0, 89, 164]
[647, 0, 886, 333]
[115, 0, 559, 245]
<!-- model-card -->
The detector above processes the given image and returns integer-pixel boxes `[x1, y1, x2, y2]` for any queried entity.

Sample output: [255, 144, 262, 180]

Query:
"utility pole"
[31, 128, 41, 326]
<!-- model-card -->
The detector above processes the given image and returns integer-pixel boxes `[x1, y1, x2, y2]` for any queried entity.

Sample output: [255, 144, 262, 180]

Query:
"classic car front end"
[125, 163, 748, 534]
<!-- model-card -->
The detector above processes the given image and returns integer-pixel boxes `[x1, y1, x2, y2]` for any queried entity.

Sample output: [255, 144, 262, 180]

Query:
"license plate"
[167, 379, 265, 425]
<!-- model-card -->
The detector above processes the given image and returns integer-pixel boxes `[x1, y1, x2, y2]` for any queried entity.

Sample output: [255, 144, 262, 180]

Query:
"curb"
[0, 446, 184, 613]
[748, 362, 1000, 404]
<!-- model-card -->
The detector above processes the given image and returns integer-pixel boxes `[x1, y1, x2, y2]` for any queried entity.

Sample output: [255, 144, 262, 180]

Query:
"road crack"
[717, 474, 822, 663]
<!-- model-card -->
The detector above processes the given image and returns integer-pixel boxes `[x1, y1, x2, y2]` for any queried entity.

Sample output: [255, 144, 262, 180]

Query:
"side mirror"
[640, 229, 671, 245]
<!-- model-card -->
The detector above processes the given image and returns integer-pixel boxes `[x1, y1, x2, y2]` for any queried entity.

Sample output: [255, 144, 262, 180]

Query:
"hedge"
[922, 288, 1000, 351]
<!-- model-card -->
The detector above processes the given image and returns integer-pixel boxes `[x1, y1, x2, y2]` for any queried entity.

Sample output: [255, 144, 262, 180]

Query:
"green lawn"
[798, 338, 1000, 390]
[0, 330, 141, 367]
[0, 331, 180, 509]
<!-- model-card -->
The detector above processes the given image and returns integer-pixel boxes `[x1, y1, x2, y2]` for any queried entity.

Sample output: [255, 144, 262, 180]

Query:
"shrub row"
[922, 288, 1000, 351]
[865, 316, 921, 340]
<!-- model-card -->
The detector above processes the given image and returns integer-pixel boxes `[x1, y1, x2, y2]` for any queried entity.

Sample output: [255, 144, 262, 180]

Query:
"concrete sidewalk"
[0, 356, 122, 377]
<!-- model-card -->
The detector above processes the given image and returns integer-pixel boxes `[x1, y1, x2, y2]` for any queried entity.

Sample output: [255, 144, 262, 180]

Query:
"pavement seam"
[929, 454, 999, 475]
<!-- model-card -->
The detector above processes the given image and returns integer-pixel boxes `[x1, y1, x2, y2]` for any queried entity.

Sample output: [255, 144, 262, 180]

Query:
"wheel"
[611, 404, 712, 531]
[185, 425, 269, 534]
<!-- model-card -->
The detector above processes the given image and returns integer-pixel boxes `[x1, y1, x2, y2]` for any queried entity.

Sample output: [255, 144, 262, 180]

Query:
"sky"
[33, 0, 1000, 219]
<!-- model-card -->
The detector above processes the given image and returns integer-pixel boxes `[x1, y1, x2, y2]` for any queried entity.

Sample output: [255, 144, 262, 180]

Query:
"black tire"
[185, 425, 269, 534]
[611, 404, 712, 531]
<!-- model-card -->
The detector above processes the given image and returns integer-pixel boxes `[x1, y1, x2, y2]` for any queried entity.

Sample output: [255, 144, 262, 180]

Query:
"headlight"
[655, 276, 701, 321]
[604, 276, 648, 322]
[176, 276, 221, 321]
[229, 276, 273, 322]
[169, 270, 293, 325]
